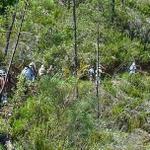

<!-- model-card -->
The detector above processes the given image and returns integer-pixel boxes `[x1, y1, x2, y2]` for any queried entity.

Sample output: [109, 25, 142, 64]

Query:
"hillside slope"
[0, 0, 150, 149]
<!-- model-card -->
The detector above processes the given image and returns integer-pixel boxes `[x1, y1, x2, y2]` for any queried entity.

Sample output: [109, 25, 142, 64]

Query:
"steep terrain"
[0, 0, 150, 149]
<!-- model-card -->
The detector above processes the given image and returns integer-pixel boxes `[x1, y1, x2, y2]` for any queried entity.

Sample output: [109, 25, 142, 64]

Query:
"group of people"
[0, 62, 53, 104]
[88, 61, 137, 82]
[21, 62, 54, 81]
[88, 64, 105, 82]
[0, 60, 137, 104]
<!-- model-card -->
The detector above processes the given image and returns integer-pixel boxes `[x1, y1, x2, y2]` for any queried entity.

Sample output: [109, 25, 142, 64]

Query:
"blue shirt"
[21, 67, 35, 81]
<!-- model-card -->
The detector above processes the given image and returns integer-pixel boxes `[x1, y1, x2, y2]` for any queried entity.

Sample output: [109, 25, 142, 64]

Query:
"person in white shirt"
[88, 66, 95, 81]
[38, 65, 46, 76]
[129, 61, 136, 74]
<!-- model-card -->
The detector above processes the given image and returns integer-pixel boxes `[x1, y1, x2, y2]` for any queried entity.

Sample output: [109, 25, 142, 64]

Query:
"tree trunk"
[96, 23, 100, 118]
[72, 0, 78, 98]
[4, 12, 16, 56]
[0, 3, 27, 96]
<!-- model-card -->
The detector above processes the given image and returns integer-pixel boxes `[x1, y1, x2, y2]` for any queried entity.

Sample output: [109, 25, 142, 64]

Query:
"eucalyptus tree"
[72, 0, 78, 98]
[4, 12, 16, 56]
[96, 23, 100, 118]
[0, 0, 28, 96]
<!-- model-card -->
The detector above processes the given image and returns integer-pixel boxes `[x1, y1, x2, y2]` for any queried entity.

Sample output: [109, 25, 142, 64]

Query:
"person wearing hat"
[21, 62, 36, 81]
[38, 64, 46, 76]
[129, 61, 136, 74]
[88, 65, 95, 81]
[95, 64, 105, 84]
[47, 65, 54, 76]
[29, 62, 37, 76]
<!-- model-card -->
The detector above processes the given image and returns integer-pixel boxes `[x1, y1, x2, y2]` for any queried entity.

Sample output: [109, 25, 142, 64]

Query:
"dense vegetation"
[0, 0, 150, 149]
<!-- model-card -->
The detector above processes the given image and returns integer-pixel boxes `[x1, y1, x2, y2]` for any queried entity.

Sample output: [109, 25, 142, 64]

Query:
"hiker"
[95, 64, 106, 84]
[0, 69, 8, 104]
[5, 139, 14, 150]
[47, 65, 54, 75]
[95, 65, 102, 84]
[88, 66, 95, 81]
[0, 133, 8, 148]
[38, 64, 46, 76]
[21, 62, 36, 81]
[96, 64, 105, 75]
[1, 92, 8, 104]
[129, 61, 136, 74]
[0, 69, 6, 88]
[0, 133, 14, 150]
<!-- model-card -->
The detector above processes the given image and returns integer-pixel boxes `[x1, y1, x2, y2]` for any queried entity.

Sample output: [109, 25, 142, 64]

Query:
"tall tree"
[96, 23, 100, 118]
[0, 1, 27, 97]
[72, 0, 78, 98]
[4, 12, 16, 56]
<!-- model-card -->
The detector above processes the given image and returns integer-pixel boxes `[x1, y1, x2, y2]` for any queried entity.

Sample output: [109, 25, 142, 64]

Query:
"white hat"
[132, 62, 135, 65]
[29, 62, 35, 66]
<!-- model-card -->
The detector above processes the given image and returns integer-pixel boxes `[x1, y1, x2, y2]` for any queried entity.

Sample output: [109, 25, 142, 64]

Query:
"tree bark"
[4, 12, 16, 57]
[96, 23, 100, 118]
[0, 3, 27, 96]
[72, 0, 78, 98]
